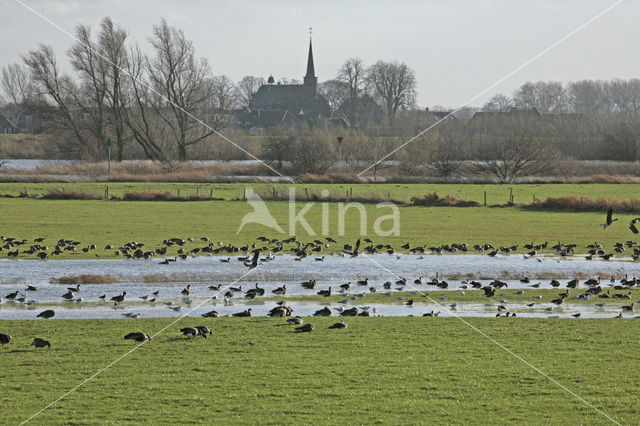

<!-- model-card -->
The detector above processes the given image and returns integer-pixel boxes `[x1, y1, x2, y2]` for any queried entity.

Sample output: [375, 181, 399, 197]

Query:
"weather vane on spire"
[309, 27, 312, 38]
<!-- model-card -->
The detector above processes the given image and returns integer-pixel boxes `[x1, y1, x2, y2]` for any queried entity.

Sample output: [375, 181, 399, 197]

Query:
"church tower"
[303, 36, 318, 95]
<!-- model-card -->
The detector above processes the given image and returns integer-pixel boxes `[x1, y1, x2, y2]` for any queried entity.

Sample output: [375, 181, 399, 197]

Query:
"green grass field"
[0, 317, 637, 424]
[2, 181, 640, 204]
[1, 196, 639, 259]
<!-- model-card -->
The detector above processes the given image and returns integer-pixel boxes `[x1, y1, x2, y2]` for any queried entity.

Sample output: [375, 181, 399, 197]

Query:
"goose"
[111, 292, 126, 305]
[209, 284, 221, 291]
[572, 313, 581, 318]
[621, 303, 635, 312]
[195, 326, 212, 337]
[122, 312, 141, 318]
[98, 294, 106, 300]
[601, 207, 617, 229]
[202, 310, 219, 318]
[313, 306, 331, 316]
[357, 278, 369, 286]
[340, 307, 359, 316]
[272, 285, 286, 295]
[124, 332, 151, 343]
[301, 280, 317, 289]
[181, 285, 191, 296]
[26, 285, 37, 292]
[526, 303, 535, 307]
[31, 337, 51, 349]
[232, 308, 252, 317]
[61, 290, 75, 300]
[287, 316, 303, 325]
[168, 306, 182, 312]
[294, 324, 314, 332]
[180, 327, 201, 338]
[629, 218, 640, 234]
[220, 257, 231, 263]
[329, 321, 347, 329]
[37, 309, 55, 319]
[405, 299, 414, 306]
[0, 333, 11, 347]
[423, 311, 436, 317]
[317, 287, 332, 297]
[66, 284, 81, 293]
[268, 306, 291, 317]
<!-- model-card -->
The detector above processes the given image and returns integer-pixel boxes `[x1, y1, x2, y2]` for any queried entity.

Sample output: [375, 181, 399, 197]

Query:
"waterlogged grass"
[0, 317, 638, 424]
[1, 197, 639, 259]
[2, 181, 640, 204]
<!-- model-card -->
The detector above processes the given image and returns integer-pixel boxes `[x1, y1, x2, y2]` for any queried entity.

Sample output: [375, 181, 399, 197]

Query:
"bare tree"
[482, 94, 513, 112]
[236, 75, 264, 108]
[288, 126, 335, 175]
[318, 79, 348, 112]
[366, 60, 417, 125]
[206, 75, 237, 129]
[1, 63, 36, 122]
[336, 57, 367, 123]
[23, 44, 102, 159]
[97, 17, 131, 161]
[429, 123, 465, 180]
[262, 133, 294, 172]
[146, 19, 214, 161]
[513, 81, 568, 113]
[473, 114, 557, 182]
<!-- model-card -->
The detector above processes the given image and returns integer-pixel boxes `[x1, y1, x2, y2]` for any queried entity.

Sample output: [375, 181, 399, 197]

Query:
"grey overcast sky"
[1, 0, 638, 108]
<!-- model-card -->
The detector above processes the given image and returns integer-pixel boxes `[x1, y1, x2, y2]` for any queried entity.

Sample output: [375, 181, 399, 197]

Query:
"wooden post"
[196, 187, 199, 196]
[484, 191, 487, 206]
[177, 189, 180, 197]
[209, 189, 213, 199]
[509, 187, 513, 204]
[305, 187, 309, 200]
[273, 187, 276, 199]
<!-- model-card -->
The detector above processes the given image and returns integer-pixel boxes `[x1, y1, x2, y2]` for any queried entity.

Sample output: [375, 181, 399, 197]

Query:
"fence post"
[196, 187, 199, 196]
[177, 189, 180, 197]
[209, 189, 213, 199]
[484, 191, 487, 206]
[305, 187, 309, 200]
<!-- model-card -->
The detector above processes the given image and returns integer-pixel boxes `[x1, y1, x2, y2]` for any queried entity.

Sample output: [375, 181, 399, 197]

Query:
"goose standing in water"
[317, 287, 332, 297]
[31, 337, 51, 349]
[181, 284, 191, 297]
[37, 309, 55, 319]
[111, 291, 127, 305]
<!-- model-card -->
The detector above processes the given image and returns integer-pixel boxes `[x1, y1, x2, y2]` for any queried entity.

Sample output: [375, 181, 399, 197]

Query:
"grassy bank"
[2, 182, 640, 204]
[0, 317, 637, 424]
[1, 197, 638, 259]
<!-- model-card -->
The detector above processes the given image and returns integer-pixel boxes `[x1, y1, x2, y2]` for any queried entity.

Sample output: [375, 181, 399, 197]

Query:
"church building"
[235, 38, 335, 130]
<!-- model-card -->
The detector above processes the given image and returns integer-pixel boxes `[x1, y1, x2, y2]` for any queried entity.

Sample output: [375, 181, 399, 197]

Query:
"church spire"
[303, 29, 318, 95]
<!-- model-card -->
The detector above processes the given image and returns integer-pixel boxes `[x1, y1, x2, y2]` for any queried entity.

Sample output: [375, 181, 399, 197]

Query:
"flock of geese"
[4, 208, 640, 264]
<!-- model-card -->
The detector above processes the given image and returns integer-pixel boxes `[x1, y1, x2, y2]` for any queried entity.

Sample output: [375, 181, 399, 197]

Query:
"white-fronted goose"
[294, 324, 314, 332]
[232, 308, 252, 317]
[287, 316, 303, 325]
[313, 306, 331, 316]
[202, 310, 219, 318]
[328, 321, 347, 329]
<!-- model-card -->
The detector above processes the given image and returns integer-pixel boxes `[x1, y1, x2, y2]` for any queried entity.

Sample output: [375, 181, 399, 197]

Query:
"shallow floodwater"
[1, 254, 638, 320]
